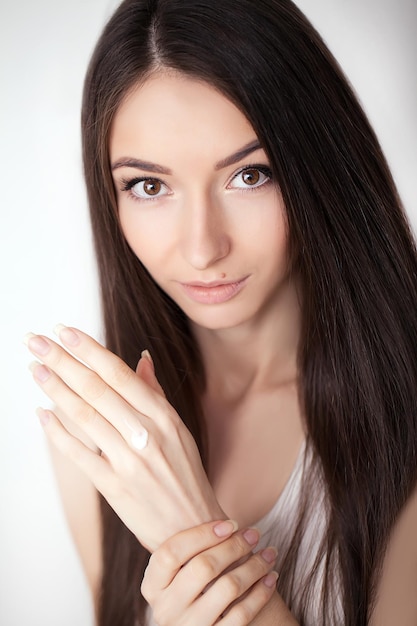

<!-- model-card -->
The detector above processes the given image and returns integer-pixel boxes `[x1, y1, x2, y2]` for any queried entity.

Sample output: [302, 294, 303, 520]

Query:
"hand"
[141, 520, 279, 626]
[25, 325, 224, 552]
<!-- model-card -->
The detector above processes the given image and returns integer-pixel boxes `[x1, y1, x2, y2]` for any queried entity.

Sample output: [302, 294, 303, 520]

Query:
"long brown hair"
[81, 1, 417, 624]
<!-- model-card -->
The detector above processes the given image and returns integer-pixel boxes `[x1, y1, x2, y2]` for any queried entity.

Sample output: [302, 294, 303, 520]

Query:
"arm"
[25, 325, 225, 552]
[26, 326, 301, 624]
[369, 485, 417, 625]
[47, 408, 102, 613]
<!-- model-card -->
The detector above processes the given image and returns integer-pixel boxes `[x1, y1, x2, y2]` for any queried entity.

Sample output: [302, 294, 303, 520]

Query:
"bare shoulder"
[369, 484, 417, 625]
[48, 406, 102, 607]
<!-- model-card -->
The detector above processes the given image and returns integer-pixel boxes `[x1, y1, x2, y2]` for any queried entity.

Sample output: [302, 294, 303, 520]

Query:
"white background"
[0, 1, 415, 624]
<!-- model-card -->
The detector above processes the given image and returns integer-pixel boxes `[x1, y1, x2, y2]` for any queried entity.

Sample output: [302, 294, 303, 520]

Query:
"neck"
[191, 278, 301, 404]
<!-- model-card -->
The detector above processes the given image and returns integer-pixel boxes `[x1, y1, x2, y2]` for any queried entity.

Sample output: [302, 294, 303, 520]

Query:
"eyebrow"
[111, 139, 262, 174]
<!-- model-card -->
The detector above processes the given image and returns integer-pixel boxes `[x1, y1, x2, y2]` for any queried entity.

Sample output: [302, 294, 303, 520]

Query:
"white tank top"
[255, 442, 343, 624]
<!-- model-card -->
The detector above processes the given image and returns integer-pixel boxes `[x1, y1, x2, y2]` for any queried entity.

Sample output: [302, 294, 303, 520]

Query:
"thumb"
[135, 350, 166, 397]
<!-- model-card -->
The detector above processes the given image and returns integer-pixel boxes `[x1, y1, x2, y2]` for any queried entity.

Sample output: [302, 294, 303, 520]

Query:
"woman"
[25, 0, 417, 624]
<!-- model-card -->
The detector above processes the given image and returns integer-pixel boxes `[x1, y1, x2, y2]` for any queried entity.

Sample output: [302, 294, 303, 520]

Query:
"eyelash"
[230, 164, 273, 192]
[119, 164, 273, 202]
[120, 176, 167, 202]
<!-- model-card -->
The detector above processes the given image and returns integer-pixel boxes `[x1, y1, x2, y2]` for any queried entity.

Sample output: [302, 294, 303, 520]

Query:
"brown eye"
[143, 180, 162, 195]
[228, 166, 272, 190]
[122, 177, 169, 200]
[242, 169, 260, 186]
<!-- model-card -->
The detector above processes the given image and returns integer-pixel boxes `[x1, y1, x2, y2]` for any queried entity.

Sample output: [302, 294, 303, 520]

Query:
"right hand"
[141, 520, 279, 625]
[26, 327, 225, 552]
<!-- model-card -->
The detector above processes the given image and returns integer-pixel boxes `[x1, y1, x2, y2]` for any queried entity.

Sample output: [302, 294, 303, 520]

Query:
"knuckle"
[192, 522, 212, 545]
[81, 371, 107, 402]
[219, 572, 242, 600]
[228, 602, 254, 626]
[230, 533, 252, 559]
[251, 552, 273, 576]
[109, 359, 133, 387]
[191, 553, 218, 583]
[158, 407, 181, 437]
[218, 572, 243, 604]
[72, 402, 98, 426]
[153, 543, 179, 572]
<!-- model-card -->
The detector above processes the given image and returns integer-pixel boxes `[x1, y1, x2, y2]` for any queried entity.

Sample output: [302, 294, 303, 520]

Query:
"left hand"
[142, 520, 279, 626]
[25, 325, 224, 552]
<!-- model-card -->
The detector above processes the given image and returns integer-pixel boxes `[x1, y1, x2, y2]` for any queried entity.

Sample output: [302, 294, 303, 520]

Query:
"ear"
[135, 351, 166, 397]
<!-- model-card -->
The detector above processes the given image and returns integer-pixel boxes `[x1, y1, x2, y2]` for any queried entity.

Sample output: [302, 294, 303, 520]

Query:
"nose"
[180, 193, 231, 270]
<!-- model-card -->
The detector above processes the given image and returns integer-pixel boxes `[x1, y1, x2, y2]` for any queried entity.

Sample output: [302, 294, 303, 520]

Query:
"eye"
[228, 166, 272, 190]
[121, 177, 170, 200]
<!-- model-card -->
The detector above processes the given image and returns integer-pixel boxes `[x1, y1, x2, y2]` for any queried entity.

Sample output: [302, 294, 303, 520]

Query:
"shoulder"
[369, 484, 417, 625]
[48, 406, 102, 607]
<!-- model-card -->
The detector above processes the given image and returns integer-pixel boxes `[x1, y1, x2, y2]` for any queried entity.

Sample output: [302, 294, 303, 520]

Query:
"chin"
[181, 305, 258, 332]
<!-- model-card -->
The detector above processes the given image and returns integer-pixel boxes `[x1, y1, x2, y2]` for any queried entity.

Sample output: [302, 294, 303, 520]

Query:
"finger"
[53, 325, 170, 420]
[217, 571, 279, 626]
[192, 547, 278, 624]
[25, 330, 166, 423]
[141, 520, 239, 601]
[36, 407, 117, 497]
[29, 361, 131, 463]
[25, 334, 153, 450]
[135, 351, 165, 397]
[146, 528, 261, 612]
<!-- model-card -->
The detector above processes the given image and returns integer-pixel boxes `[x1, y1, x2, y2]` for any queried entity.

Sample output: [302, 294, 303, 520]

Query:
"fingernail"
[29, 361, 51, 383]
[25, 334, 50, 356]
[213, 520, 239, 537]
[263, 571, 279, 588]
[242, 528, 260, 546]
[54, 324, 80, 347]
[261, 547, 278, 563]
[141, 349, 154, 369]
[23, 332, 35, 346]
[36, 407, 50, 426]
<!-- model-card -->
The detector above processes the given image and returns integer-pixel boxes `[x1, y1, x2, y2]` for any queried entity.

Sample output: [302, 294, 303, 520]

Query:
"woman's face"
[110, 72, 290, 331]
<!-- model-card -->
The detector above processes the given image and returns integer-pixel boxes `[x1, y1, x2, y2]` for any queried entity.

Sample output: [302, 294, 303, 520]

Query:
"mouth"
[178, 276, 249, 304]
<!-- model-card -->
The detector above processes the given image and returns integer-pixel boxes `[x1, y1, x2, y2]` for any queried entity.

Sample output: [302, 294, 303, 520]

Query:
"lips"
[179, 276, 249, 304]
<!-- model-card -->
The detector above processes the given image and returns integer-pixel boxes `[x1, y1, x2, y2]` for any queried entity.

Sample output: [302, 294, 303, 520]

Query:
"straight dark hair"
[81, 1, 417, 624]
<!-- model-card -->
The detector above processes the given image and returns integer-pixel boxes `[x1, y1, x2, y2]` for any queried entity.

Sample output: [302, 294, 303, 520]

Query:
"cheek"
[118, 209, 166, 271]
[244, 206, 288, 265]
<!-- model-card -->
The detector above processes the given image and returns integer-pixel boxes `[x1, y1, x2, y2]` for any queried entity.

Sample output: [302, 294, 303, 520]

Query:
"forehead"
[109, 72, 257, 163]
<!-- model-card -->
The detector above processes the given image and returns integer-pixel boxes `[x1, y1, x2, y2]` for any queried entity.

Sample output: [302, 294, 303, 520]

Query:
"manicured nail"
[54, 324, 80, 347]
[242, 528, 260, 546]
[23, 332, 35, 346]
[29, 361, 51, 383]
[213, 520, 239, 537]
[36, 407, 51, 426]
[24, 334, 50, 356]
[261, 547, 278, 564]
[263, 571, 279, 588]
[141, 349, 154, 370]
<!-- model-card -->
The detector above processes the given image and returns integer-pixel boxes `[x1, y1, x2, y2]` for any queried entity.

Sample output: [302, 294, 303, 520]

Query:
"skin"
[111, 72, 305, 529]
[26, 328, 288, 623]
[26, 73, 417, 624]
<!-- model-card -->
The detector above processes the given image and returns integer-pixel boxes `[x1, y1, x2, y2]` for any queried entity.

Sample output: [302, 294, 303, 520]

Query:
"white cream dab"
[124, 418, 149, 450]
